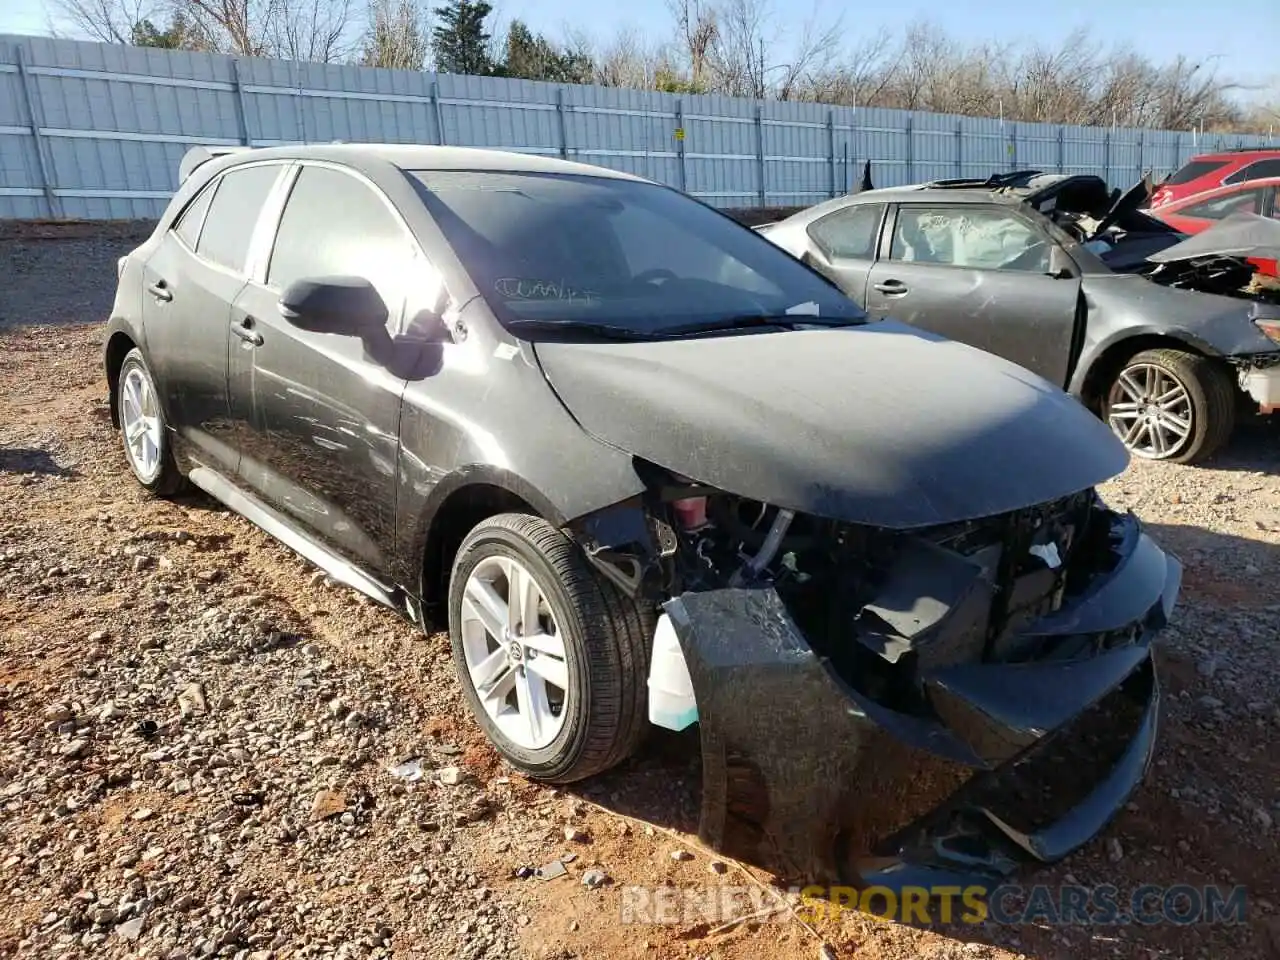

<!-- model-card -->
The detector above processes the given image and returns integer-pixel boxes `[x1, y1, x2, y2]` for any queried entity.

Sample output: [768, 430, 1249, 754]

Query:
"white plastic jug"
[647, 613, 698, 731]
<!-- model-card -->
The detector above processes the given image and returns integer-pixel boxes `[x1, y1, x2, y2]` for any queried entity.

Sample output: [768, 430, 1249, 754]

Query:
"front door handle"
[147, 280, 173, 303]
[231, 316, 264, 346]
[873, 279, 909, 296]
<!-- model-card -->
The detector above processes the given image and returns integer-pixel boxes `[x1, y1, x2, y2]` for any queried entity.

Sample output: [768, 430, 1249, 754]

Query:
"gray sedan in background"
[757, 172, 1280, 463]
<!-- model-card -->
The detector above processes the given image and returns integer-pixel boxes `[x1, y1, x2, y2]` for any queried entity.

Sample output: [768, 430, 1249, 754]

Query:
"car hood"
[534, 320, 1129, 529]
[1147, 212, 1280, 263]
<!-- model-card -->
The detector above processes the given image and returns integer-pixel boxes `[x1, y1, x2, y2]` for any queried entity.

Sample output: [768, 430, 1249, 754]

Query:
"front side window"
[808, 203, 884, 260]
[267, 165, 420, 332]
[889, 206, 1051, 273]
[407, 170, 864, 334]
[195, 164, 282, 273]
[1179, 187, 1267, 220]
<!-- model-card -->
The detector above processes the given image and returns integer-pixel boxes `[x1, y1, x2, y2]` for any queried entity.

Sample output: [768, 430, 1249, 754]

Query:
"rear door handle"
[147, 280, 173, 303]
[231, 316, 264, 346]
[873, 279, 908, 296]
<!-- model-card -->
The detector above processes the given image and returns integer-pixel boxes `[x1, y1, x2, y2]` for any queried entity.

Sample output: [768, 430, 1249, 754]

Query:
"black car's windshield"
[407, 170, 865, 336]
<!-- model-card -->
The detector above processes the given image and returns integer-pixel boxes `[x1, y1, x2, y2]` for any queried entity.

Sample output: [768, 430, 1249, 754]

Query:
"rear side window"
[1178, 187, 1267, 220]
[808, 203, 884, 259]
[267, 165, 418, 330]
[173, 182, 215, 249]
[1223, 158, 1280, 185]
[1166, 160, 1228, 185]
[196, 164, 281, 273]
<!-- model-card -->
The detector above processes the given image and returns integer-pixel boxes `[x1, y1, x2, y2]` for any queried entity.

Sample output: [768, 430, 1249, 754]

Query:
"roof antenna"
[859, 159, 873, 192]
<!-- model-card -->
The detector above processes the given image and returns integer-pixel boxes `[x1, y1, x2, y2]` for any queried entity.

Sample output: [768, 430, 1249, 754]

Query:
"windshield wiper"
[504, 319, 669, 341]
[661, 313, 868, 336]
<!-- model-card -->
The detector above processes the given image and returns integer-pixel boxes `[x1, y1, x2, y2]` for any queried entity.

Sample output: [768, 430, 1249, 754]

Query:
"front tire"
[116, 348, 184, 495]
[447, 513, 653, 783]
[1104, 348, 1236, 464]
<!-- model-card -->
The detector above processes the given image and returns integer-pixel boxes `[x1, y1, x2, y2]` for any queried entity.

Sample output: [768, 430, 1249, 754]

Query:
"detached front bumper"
[662, 512, 1180, 889]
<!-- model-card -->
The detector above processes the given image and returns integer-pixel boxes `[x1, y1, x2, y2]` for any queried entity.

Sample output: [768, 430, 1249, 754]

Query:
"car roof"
[841, 184, 1025, 205]
[212, 143, 645, 181]
[1188, 148, 1280, 161]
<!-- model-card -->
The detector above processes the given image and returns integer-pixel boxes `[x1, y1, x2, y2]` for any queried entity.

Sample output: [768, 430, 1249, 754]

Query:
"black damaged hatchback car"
[104, 144, 1181, 888]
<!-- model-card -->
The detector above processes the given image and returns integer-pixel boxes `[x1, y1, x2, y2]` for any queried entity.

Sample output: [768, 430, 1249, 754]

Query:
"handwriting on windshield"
[496, 277, 599, 302]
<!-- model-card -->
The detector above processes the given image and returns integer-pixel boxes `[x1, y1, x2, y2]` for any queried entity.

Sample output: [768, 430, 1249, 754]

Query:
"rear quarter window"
[172, 181, 216, 249]
[807, 203, 885, 259]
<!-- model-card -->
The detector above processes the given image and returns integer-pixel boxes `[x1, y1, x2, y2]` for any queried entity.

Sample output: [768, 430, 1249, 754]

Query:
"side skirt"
[187, 465, 412, 618]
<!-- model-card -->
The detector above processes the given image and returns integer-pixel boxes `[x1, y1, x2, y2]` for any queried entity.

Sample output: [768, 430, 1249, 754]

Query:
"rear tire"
[1104, 348, 1236, 464]
[447, 513, 653, 783]
[116, 348, 185, 496]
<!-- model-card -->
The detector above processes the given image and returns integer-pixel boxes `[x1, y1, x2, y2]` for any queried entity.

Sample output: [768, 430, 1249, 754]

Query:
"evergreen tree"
[431, 0, 493, 75]
[502, 20, 592, 83]
[130, 13, 203, 50]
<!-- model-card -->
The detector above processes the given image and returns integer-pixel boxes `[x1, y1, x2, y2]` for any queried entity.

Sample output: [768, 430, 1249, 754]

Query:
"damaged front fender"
[662, 513, 1179, 888]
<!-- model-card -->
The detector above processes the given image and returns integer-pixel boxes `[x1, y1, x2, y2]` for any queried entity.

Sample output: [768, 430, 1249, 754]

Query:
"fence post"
[1103, 128, 1111, 185]
[1056, 126, 1065, 173]
[15, 47, 59, 218]
[555, 88, 569, 159]
[230, 59, 251, 146]
[1136, 131, 1144, 179]
[675, 100, 687, 193]
[904, 114, 914, 183]
[1008, 121, 1017, 171]
[754, 104, 766, 207]
[292, 59, 306, 144]
[430, 81, 446, 145]
[826, 110, 836, 199]
[954, 120, 963, 178]
[842, 141, 849, 193]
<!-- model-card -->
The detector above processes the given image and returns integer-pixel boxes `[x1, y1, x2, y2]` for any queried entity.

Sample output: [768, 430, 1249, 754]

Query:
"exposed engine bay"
[1011, 172, 1280, 303]
[1137, 256, 1280, 303]
[575, 462, 1124, 708]
[568, 458, 1180, 887]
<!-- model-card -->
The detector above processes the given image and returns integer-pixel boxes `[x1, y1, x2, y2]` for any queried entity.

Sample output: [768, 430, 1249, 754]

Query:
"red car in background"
[1148, 148, 1280, 276]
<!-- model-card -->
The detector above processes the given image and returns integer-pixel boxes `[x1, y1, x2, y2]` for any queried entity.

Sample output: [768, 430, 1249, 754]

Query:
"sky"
[0, 0, 1275, 97]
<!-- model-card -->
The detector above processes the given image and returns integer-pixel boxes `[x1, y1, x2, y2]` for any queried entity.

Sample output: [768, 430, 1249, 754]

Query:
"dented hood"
[1147, 211, 1280, 264]
[534, 321, 1128, 528]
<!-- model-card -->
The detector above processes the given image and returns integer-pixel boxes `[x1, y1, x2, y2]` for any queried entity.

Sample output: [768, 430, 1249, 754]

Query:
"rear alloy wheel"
[116, 348, 184, 495]
[447, 513, 653, 783]
[1104, 348, 1236, 464]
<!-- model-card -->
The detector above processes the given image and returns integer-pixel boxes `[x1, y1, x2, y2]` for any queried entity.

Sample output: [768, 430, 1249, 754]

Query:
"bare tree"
[49, 0, 162, 44]
[773, 6, 842, 101]
[270, 0, 355, 62]
[361, 0, 430, 69]
[793, 28, 895, 107]
[667, 0, 716, 90]
[177, 0, 275, 55]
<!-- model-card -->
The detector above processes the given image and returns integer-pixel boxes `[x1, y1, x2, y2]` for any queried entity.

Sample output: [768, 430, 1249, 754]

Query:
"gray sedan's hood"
[1148, 211, 1280, 263]
[535, 320, 1128, 529]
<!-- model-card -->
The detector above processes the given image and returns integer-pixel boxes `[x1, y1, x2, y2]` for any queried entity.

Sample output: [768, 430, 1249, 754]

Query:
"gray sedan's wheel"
[447, 513, 653, 783]
[116, 348, 184, 495]
[1104, 348, 1235, 465]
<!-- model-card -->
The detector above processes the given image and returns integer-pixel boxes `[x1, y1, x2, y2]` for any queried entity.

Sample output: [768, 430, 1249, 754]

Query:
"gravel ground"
[2, 223, 1280, 960]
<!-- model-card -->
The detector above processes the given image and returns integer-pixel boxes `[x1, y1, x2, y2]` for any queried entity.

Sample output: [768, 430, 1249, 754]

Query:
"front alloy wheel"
[447, 513, 653, 783]
[1104, 347, 1236, 465]
[460, 554, 570, 750]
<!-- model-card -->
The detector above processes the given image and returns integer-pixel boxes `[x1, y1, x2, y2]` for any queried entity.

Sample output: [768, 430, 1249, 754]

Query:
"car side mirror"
[278, 276, 388, 336]
[1047, 246, 1076, 279]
